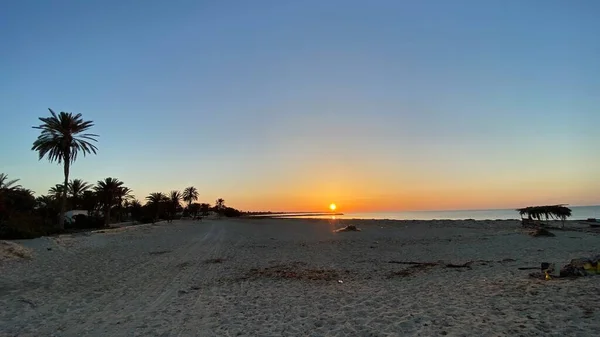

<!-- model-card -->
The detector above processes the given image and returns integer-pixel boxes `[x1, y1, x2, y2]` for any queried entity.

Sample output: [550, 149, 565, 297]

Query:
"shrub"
[0, 213, 55, 239]
[222, 207, 242, 217]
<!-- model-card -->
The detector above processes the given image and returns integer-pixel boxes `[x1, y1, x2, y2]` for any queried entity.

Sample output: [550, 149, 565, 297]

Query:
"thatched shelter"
[516, 205, 572, 228]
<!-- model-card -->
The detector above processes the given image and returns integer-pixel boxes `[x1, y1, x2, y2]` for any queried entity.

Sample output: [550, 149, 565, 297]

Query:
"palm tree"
[0, 173, 22, 220]
[115, 186, 133, 222]
[200, 203, 211, 216]
[215, 198, 225, 213]
[32, 109, 98, 229]
[168, 190, 182, 222]
[35, 195, 55, 208]
[0, 178, 33, 224]
[68, 179, 92, 209]
[34, 195, 59, 223]
[48, 184, 66, 201]
[129, 199, 143, 222]
[146, 192, 168, 221]
[94, 177, 124, 226]
[0, 173, 22, 191]
[182, 186, 199, 211]
[81, 190, 99, 217]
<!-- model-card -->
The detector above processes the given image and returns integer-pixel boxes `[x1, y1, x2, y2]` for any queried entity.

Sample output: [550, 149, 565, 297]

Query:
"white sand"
[1, 219, 599, 336]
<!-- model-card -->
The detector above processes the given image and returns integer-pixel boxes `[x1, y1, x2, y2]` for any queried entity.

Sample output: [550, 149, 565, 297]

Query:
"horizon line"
[261, 204, 600, 214]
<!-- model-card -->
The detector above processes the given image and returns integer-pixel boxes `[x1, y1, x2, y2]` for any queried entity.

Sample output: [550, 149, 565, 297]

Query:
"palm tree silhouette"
[146, 192, 168, 222]
[94, 177, 124, 226]
[32, 109, 98, 229]
[215, 198, 225, 212]
[168, 190, 182, 222]
[48, 184, 66, 201]
[0, 173, 22, 191]
[81, 190, 99, 216]
[68, 179, 92, 209]
[128, 199, 143, 222]
[182, 186, 198, 211]
[115, 186, 133, 222]
[0, 173, 24, 222]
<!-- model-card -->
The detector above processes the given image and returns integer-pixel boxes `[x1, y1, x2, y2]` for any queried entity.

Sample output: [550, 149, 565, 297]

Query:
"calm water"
[309, 206, 600, 221]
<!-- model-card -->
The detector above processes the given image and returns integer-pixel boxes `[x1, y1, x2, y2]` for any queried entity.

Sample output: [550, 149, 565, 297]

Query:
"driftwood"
[334, 225, 361, 233]
[388, 261, 437, 266]
[446, 262, 474, 268]
[387, 259, 521, 278]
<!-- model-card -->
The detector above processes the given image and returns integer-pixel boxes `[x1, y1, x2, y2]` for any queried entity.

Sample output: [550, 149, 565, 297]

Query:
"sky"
[1, 0, 599, 212]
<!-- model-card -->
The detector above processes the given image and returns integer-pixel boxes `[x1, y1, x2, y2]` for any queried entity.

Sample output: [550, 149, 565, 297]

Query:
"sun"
[329, 203, 337, 211]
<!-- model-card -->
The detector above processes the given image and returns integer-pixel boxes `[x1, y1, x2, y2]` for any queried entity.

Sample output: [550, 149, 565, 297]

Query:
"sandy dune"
[1, 219, 599, 336]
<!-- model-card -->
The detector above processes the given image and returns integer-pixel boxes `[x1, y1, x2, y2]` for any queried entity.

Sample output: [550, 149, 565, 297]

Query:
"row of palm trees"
[2, 108, 233, 235]
[1, 172, 226, 226]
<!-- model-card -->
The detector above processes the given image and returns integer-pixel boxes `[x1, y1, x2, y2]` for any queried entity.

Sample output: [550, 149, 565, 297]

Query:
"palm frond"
[182, 186, 199, 205]
[0, 173, 22, 190]
[68, 179, 92, 196]
[146, 192, 168, 204]
[32, 109, 99, 164]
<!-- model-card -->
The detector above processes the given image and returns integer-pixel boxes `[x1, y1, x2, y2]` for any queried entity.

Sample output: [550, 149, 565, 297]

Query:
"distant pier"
[245, 212, 343, 218]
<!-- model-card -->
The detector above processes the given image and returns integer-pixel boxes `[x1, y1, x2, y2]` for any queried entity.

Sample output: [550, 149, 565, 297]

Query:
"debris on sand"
[205, 258, 225, 264]
[149, 250, 171, 255]
[334, 225, 361, 233]
[529, 256, 600, 279]
[387, 259, 518, 278]
[50, 235, 77, 247]
[529, 228, 555, 237]
[388, 264, 436, 278]
[560, 256, 600, 277]
[243, 262, 346, 281]
[0, 241, 33, 262]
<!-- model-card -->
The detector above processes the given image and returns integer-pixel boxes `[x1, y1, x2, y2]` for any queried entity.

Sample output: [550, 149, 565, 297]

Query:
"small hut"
[516, 204, 572, 228]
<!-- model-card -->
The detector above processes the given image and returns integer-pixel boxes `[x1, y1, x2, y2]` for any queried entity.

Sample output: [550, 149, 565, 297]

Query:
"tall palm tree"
[32, 109, 98, 229]
[68, 179, 92, 209]
[94, 177, 124, 226]
[146, 192, 168, 221]
[182, 186, 199, 211]
[0, 173, 22, 191]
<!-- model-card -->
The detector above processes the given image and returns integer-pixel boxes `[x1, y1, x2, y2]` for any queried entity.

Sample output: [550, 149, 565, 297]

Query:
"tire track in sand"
[61, 221, 219, 336]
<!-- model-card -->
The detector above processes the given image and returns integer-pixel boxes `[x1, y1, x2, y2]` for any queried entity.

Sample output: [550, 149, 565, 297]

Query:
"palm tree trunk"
[58, 160, 70, 230]
[105, 205, 111, 227]
[117, 198, 122, 223]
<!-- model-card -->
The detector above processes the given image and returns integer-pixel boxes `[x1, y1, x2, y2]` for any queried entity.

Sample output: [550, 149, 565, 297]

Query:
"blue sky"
[1, 0, 599, 211]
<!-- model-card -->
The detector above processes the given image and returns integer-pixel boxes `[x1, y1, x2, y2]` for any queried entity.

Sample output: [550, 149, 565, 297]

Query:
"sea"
[311, 205, 600, 221]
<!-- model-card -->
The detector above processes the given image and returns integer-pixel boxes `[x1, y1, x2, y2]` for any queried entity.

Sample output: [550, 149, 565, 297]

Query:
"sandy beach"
[1, 218, 599, 336]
